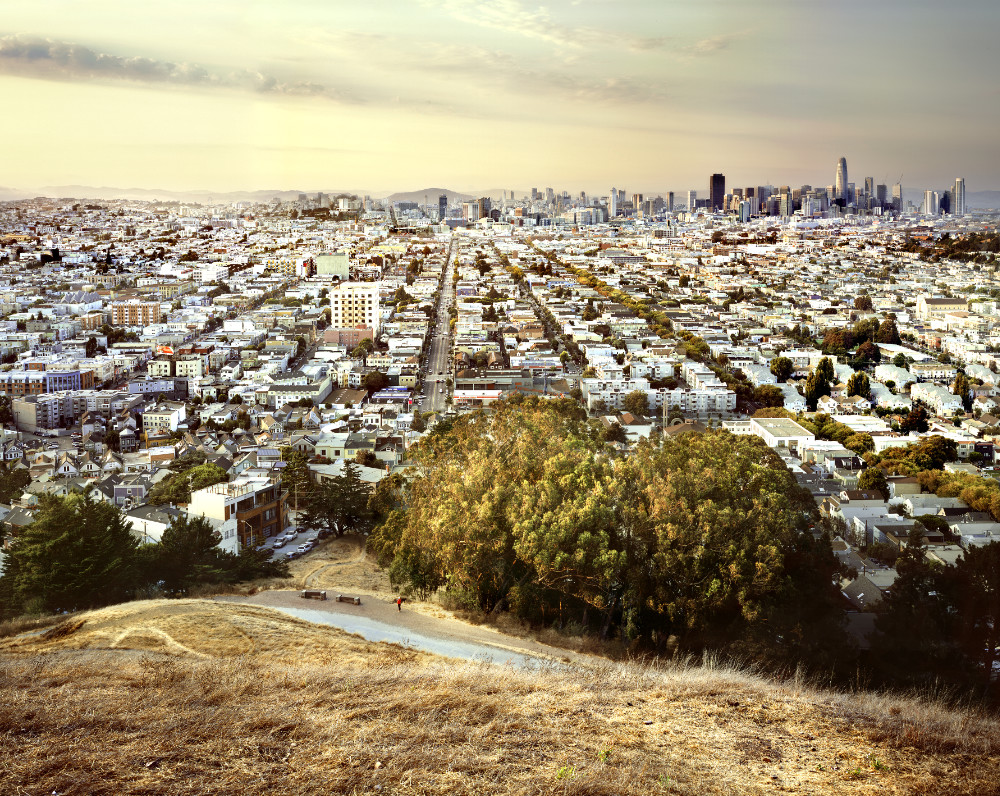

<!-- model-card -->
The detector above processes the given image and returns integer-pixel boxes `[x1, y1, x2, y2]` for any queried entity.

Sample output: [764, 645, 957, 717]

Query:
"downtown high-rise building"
[687, 190, 697, 211]
[953, 178, 966, 215]
[667, 191, 674, 212]
[923, 190, 940, 215]
[835, 157, 849, 205]
[892, 182, 903, 212]
[609, 188, 617, 217]
[709, 173, 726, 211]
[438, 194, 448, 221]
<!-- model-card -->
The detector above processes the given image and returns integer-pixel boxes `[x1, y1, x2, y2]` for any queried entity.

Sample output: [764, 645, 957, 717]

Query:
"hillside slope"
[1, 600, 998, 795]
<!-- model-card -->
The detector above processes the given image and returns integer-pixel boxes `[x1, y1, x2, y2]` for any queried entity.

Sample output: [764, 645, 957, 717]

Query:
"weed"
[555, 765, 576, 780]
[598, 748, 612, 763]
[870, 755, 888, 772]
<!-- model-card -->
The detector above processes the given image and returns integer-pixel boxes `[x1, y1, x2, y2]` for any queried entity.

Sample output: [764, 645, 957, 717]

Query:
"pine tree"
[0, 491, 141, 612]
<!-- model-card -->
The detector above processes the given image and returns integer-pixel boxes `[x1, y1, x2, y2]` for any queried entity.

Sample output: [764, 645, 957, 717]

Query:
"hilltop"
[1, 599, 998, 795]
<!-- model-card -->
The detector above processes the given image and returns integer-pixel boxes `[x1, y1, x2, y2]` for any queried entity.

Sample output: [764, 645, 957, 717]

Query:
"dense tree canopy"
[370, 396, 845, 663]
[769, 356, 793, 383]
[0, 491, 142, 612]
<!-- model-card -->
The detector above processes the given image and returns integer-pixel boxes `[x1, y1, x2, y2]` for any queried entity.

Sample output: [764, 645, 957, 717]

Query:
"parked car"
[272, 538, 286, 549]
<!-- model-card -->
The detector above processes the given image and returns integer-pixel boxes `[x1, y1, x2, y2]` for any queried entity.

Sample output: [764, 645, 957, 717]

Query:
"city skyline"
[1, 1, 998, 194]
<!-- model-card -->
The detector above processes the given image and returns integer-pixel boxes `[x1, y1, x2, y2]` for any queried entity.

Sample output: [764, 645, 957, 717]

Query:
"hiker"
[396, 597, 403, 612]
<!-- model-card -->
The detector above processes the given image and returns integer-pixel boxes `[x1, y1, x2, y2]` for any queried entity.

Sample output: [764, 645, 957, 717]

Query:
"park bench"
[336, 594, 362, 606]
[300, 590, 327, 600]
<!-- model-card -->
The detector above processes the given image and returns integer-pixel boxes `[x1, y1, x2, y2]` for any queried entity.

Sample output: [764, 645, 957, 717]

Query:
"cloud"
[0, 34, 358, 102]
[681, 33, 742, 57]
[420, 0, 671, 54]
[414, 44, 671, 105]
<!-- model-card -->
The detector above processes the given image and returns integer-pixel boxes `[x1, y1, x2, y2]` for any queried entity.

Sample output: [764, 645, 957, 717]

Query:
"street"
[418, 238, 457, 415]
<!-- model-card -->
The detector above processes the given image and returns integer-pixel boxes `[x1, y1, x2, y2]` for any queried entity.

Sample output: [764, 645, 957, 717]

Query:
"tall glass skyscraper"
[953, 178, 966, 215]
[834, 157, 849, 206]
[709, 173, 725, 211]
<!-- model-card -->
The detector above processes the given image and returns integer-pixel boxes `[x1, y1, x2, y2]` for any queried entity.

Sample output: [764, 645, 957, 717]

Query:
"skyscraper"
[667, 192, 674, 212]
[923, 190, 939, 215]
[954, 178, 966, 215]
[892, 183, 903, 213]
[609, 188, 617, 217]
[835, 157, 849, 206]
[709, 173, 726, 211]
[438, 194, 448, 221]
[687, 190, 697, 211]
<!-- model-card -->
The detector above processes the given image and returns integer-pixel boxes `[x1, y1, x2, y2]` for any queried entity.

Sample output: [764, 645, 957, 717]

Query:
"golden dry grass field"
[1, 599, 999, 795]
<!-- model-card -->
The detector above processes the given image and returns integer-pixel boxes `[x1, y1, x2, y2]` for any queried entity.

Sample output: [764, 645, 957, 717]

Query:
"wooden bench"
[300, 590, 327, 600]
[336, 594, 362, 606]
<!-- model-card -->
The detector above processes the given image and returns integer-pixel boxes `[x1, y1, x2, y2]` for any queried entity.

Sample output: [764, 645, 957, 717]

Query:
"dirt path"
[218, 590, 598, 668]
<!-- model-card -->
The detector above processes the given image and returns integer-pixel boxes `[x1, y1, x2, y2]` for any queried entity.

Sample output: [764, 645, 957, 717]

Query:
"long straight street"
[419, 237, 457, 415]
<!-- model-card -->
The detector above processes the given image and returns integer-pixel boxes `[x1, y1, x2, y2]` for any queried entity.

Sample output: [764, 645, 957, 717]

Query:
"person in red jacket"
[396, 597, 403, 611]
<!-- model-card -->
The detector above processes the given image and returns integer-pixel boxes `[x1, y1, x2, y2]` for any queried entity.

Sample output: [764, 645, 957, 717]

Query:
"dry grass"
[0, 611, 64, 639]
[1, 599, 998, 795]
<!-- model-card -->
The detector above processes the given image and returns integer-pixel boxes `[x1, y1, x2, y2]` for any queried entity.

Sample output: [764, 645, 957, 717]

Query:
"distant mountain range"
[387, 188, 475, 204]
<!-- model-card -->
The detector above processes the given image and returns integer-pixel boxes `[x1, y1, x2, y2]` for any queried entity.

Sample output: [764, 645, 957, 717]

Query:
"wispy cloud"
[420, 0, 671, 54]
[0, 34, 358, 101]
[415, 44, 671, 105]
[680, 33, 744, 57]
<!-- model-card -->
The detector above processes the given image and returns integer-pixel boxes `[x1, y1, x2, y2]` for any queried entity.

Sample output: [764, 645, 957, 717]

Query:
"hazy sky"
[1, 0, 996, 195]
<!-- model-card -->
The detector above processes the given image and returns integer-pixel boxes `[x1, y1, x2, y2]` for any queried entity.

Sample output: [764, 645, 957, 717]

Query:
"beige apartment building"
[111, 300, 162, 326]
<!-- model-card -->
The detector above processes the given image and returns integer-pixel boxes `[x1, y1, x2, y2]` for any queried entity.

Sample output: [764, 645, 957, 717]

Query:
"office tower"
[667, 192, 674, 212]
[738, 201, 751, 223]
[687, 190, 697, 210]
[892, 183, 903, 212]
[864, 177, 874, 198]
[531, 188, 539, 201]
[438, 194, 448, 221]
[923, 190, 939, 215]
[876, 184, 888, 206]
[709, 173, 726, 211]
[545, 187, 555, 202]
[609, 189, 617, 217]
[631, 193, 643, 215]
[330, 281, 381, 336]
[758, 186, 772, 202]
[940, 191, 952, 214]
[834, 157, 849, 205]
[954, 178, 966, 215]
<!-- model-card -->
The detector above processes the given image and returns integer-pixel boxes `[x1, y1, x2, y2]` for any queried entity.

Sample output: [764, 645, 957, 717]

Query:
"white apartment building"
[910, 383, 962, 415]
[330, 281, 381, 336]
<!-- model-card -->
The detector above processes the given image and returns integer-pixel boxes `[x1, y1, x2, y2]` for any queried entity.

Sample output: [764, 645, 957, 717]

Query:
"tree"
[856, 341, 881, 364]
[154, 514, 229, 595]
[603, 422, 627, 444]
[280, 447, 312, 511]
[622, 390, 650, 417]
[362, 371, 390, 393]
[300, 462, 373, 538]
[0, 491, 141, 612]
[846, 371, 871, 400]
[804, 371, 831, 411]
[891, 352, 910, 369]
[815, 357, 835, 383]
[0, 394, 13, 426]
[769, 356, 793, 382]
[147, 463, 228, 505]
[355, 450, 379, 467]
[84, 336, 98, 358]
[877, 318, 901, 345]
[953, 372, 973, 412]
[900, 405, 929, 433]
[853, 295, 873, 311]
[0, 467, 31, 504]
[753, 385, 786, 408]
[858, 467, 889, 500]
[844, 433, 874, 455]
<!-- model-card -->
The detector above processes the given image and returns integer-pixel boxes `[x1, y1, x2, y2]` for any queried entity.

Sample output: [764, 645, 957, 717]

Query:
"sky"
[0, 0, 997, 196]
